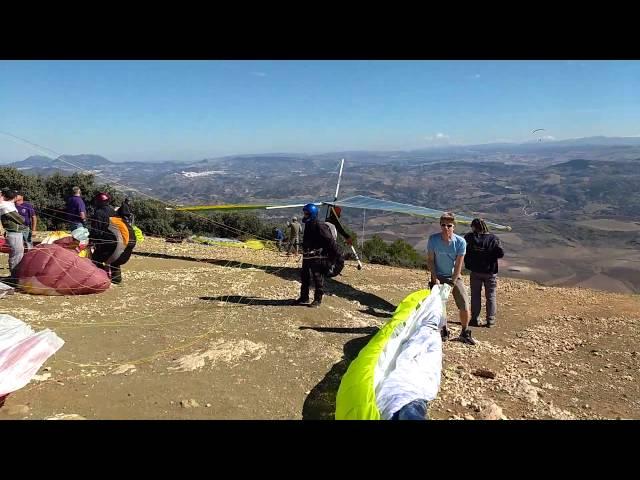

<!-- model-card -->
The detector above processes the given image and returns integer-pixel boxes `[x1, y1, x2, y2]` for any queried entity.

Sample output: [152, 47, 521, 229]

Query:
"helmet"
[93, 192, 111, 206]
[302, 203, 318, 223]
[291, 216, 297, 222]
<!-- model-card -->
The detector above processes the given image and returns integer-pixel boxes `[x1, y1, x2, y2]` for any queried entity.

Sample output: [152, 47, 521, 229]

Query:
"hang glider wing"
[173, 202, 323, 213]
[327, 195, 512, 231]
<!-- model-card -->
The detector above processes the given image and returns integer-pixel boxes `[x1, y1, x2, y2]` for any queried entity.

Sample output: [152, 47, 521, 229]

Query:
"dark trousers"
[470, 272, 497, 322]
[300, 259, 324, 301]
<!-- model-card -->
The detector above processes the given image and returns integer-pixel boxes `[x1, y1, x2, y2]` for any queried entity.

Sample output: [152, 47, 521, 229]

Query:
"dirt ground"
[1, 237, 638, 420]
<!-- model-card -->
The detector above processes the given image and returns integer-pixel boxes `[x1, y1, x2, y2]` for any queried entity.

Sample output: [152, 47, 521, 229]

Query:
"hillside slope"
[1, 237, 638, 420]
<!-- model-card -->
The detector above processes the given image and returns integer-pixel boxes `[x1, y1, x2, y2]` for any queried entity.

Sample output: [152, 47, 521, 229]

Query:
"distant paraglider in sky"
[532, 128, 545, 142]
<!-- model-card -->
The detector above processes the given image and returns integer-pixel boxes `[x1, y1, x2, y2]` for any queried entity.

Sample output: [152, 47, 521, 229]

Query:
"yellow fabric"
[335, 289, 431, 420]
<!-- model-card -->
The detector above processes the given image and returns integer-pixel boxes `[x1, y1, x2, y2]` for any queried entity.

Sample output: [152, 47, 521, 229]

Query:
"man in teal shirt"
[426, 212, 475, 345]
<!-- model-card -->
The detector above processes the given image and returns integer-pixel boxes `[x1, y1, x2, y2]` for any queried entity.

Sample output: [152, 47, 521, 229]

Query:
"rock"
[45, 413, 86, 420]
[530, 378, 538, 384]
[478, 403, 504, 420]
[111, 364, 137, 375]
[1, 404, 30, 416]
[622, 375, 634, 381]
[549, 404, 576, 420]
[32, 372, 52, 382]
[464, 414, 475, 420]
[472, 368, 496, 379]
[460, 399, 470, 408]
[206, 403, 212, 408]
[516, 380, 540, 404]
[180, 399, 200, 408]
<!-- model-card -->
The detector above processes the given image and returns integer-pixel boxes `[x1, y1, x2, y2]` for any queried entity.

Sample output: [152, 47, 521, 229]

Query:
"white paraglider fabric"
[0, 314, 64, 396]
[375, 284, 450, 420]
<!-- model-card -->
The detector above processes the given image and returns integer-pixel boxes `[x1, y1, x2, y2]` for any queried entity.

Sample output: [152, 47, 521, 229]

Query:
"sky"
[0, 60, 639, 163]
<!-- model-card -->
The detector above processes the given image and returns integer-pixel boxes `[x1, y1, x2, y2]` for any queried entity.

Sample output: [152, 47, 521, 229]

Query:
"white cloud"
[250, 71, 267, 77]
[474, 73, 481, 79]
[542, 135, 556, 140]
[423, 132, 452, 145]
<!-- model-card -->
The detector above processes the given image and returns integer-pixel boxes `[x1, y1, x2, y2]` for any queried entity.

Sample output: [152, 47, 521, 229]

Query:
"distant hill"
[10, 154, 113, 171]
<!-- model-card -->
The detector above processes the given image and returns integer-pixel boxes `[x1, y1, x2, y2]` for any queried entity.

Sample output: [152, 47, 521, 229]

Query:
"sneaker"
[441, 326, 450, 342]
[458, 328, 476, 346]
[468, 318, 480, 327]
[290, 297, 310, 306]
[486, 319, 496, 328]
[308, 299, 322, 308]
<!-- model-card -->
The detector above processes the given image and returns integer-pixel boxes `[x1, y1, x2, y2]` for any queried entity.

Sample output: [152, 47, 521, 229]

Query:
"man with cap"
[286, 215, 303, 255]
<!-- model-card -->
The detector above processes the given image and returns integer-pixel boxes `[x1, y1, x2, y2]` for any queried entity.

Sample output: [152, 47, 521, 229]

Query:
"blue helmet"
[302, 203, 318, 223]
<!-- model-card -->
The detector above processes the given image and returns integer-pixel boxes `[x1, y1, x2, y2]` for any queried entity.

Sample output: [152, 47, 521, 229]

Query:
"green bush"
[362, 235, 425, 269]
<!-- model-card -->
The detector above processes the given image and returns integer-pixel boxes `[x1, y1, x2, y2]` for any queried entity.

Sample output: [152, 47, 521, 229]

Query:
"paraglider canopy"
[532, 128, 545, 142]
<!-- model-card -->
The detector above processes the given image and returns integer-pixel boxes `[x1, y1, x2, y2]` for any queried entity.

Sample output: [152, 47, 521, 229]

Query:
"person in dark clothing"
[118, 197, 133, 224]
[89, 192, 136, 285]
[15, 192, 37, 249]
[274, 228, 285, 252]
[464, 218, 505, 328]
[291, 203, 343, 308]
[65, 186, 87, 230]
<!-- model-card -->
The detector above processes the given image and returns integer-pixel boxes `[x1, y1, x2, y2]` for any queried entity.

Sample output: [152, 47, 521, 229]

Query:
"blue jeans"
[22, 229, 33, 249]
[391, 399, 429, 420]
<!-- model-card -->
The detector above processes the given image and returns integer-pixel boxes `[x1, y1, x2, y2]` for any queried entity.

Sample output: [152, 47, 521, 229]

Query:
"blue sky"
[1, 60, 639, 163]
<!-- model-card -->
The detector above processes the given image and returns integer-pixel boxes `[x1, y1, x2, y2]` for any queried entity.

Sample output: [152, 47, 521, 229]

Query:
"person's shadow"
[137, 252, 396, 312]
[200, 295, 292, 306]
[299, 326, 379, 420]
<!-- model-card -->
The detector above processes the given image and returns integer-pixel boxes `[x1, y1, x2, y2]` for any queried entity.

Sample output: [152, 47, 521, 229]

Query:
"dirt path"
[1, 238, 638, 419]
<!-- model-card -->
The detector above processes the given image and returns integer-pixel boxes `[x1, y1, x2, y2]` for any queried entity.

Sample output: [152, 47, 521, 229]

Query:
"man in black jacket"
[291, 203, 342, 308]
[464, 218, 504, 327]
[89, 192, 136, 285]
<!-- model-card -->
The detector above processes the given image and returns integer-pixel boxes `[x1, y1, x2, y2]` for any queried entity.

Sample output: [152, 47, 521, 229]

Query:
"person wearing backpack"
[464, 218, 505, 328]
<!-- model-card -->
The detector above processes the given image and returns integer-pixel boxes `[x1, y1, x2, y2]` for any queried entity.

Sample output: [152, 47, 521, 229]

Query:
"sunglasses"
[440, 224, 454, 228]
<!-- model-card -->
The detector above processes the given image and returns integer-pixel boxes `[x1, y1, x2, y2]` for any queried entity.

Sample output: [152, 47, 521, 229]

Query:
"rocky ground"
[0, 236, 638, 420]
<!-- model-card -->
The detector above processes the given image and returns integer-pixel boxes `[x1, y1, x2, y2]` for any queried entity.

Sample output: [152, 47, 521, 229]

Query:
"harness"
[303, 247, 327, 260]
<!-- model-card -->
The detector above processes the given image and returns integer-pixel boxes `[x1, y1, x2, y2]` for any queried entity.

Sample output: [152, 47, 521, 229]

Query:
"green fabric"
[335, 289, 431, 420]
[132, 225, 144, 244]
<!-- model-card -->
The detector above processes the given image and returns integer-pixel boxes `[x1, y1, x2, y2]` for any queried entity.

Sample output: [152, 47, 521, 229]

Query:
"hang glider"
[175, 196, 511, 231]
[173, 159, 512, 232]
